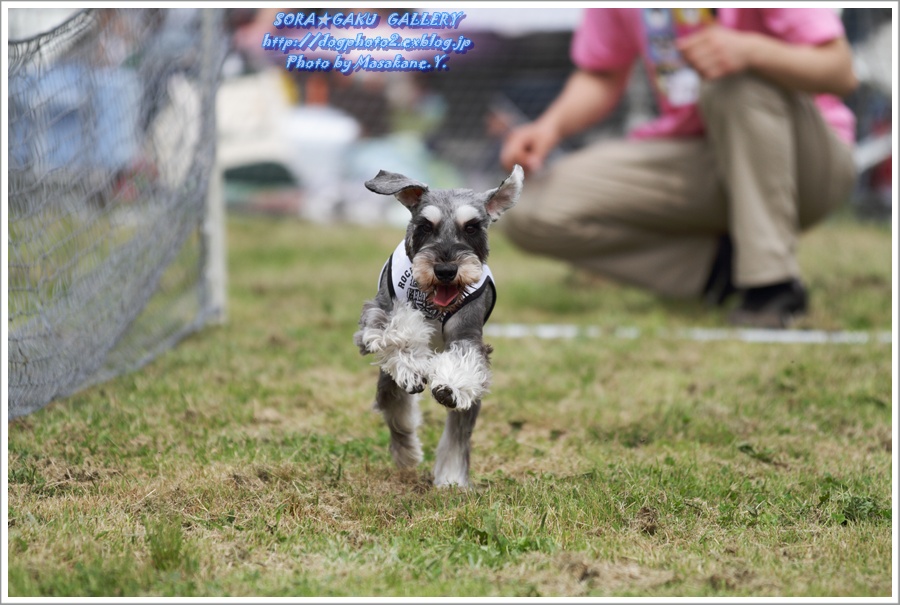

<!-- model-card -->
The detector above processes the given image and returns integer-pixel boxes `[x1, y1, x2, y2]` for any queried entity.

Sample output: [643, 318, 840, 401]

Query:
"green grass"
[6, 213, 893, 597]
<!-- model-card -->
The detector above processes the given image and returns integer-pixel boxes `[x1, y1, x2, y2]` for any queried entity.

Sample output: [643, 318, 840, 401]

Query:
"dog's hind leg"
[433, 400, 480, 488]
[374, 369, 423, 469]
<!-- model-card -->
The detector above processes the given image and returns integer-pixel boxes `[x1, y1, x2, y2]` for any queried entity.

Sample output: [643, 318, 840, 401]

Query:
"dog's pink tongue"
[433, 284, 459, 307]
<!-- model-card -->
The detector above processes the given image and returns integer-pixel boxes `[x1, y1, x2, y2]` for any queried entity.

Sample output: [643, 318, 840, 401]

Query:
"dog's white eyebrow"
[420, 205, 442, 225]
[455, 204, 480, 225]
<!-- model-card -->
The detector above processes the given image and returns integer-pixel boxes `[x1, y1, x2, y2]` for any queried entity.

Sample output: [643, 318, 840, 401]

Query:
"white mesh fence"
[7, 8, 227, 418]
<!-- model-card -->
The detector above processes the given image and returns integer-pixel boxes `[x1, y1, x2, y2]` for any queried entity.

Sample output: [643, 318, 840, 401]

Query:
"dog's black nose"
[434, 263, 457, 283]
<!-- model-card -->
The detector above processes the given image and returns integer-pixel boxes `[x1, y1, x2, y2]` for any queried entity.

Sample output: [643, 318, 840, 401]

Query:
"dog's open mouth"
[432, 284, 460, 308]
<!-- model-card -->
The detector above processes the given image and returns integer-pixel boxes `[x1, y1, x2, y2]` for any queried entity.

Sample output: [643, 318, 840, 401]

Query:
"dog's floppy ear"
[365, 170, 429, 210]
[482, 164, 523, 222]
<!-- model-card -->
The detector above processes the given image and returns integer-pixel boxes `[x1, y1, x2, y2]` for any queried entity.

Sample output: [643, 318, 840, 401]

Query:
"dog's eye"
[419, 223, 434, 234]
[464, 222, 479, 235]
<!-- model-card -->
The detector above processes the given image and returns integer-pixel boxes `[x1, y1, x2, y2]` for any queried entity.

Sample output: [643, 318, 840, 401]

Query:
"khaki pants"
[503, 74, 857, 298]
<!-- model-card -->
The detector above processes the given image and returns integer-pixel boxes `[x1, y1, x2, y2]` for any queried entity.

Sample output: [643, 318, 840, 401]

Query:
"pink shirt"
[571, 8, 855, 144]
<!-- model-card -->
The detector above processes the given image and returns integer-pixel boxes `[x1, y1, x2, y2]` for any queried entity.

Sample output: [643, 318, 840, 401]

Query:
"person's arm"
[500, 67, 630, 173]
[676, 25, 857, 97]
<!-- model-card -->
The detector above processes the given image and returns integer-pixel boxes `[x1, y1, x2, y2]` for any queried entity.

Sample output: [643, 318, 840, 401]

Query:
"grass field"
[6, 212, 895, 597]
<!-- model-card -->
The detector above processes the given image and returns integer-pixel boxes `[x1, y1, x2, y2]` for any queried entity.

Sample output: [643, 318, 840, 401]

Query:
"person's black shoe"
[702, 235, 736, 307]
[728, 279, 808, 329]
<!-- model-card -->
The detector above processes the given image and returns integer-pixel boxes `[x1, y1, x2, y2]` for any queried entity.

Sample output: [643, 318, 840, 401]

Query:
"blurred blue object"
[9, 63, 141, 177]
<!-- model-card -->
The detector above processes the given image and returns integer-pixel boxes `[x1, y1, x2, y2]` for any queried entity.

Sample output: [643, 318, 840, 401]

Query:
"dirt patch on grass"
[496, 551, 675, 596]
[704, 561, 784, 594]
[634, 506, 659, 535]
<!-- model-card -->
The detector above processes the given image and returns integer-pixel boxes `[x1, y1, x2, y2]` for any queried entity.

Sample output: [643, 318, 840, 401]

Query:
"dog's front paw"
[408, 382, 426, 395]
[431, 385, 456, 409]
[355, 305, 391, 355]
[430, 383, 478, 411]
[380, 354, 431, 395]
[429, 343, 490, 412]
[398, 371, 427, 395]
[389, 354, 430, 394]
[353, 329, 374, 355]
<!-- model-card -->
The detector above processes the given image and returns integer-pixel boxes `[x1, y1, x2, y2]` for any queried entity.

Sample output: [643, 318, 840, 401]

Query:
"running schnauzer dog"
[353, 165, 523, 488]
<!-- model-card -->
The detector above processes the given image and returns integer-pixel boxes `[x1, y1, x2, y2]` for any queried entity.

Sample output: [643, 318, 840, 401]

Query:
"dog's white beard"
[454, 253, 483, 287]
[359, 301, 436, 390]
[429, 341, 491, 411]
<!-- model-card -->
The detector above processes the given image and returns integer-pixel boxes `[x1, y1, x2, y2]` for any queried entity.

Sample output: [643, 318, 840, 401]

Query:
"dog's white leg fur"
[433, 401, 480, 488]
[358, 301, 435, 393]
[429, 342, 491, 411]
[433, 430, 468, 487]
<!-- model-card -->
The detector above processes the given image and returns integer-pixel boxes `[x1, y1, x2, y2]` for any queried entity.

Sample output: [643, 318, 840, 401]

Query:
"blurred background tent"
[6, 7, 893, 418]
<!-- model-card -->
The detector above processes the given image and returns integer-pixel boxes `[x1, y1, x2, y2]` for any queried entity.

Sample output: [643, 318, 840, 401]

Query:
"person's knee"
[502, 196, 556, 253]
[699, 73, 787, 121]
[502, 187, 591, 258]
[502, 142, 634, 257]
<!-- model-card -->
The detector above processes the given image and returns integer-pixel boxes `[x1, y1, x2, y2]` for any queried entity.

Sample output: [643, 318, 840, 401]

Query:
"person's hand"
[676, 25, 757, 80]
[500, 120, 561, 174]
